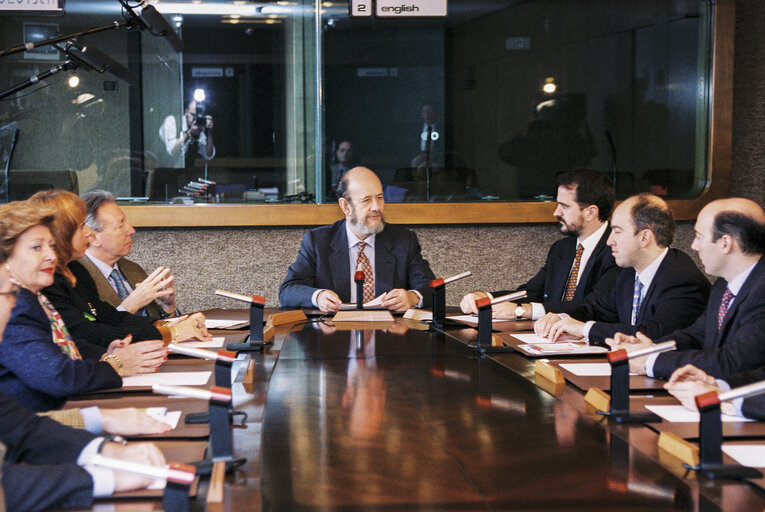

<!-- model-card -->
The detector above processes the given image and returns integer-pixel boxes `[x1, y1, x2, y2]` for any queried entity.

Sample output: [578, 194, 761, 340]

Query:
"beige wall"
[124, 0, 765, 312]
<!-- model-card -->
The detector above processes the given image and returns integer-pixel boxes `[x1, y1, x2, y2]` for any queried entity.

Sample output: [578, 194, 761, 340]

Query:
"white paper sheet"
[446, 314, 515, 324]
[339, 294, 387, 310]
[645, 404, 754, 423]
[512, 333, 587, 344]
[518, 343, 608, 355]
[143, 407, 181, 429]
[205, 319, 245, 329]
[558, 363, 636, 376]
[121, 371, 211, 387]
[178, 336, 225, 349]
[722, 444, 765, 467]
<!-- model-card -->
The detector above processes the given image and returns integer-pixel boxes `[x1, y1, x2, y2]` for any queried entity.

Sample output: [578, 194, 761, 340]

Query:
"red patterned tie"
[717, 288, 734, 330]
[563, 244, 584, 301]
[356, 241, 375, 303]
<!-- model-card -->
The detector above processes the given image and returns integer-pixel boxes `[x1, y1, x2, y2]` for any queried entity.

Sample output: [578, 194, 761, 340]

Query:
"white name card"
[376, 0, 447, 18]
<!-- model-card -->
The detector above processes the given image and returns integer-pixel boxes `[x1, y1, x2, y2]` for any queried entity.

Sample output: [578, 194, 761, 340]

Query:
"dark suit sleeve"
[1, 292, 122, 403]
[3, 463, 94, 511]
[653, 297, 765, 379]
[0, 392, 96, 511]
[587, 270, 709, 344]
[722, 366, 765, 420]
[402, 229, 436, 307]
[279, 230, 321, 308]
[43, 265, 162, 348]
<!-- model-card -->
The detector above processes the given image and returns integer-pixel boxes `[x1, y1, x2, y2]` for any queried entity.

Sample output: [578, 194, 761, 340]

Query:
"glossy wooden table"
[77, 312, 765, 511]
[259, 320, 765, 511]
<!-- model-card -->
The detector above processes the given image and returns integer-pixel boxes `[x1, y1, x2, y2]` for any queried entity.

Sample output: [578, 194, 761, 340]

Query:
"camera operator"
[180, 99, 215, 167]
[159, 99, 215, 167]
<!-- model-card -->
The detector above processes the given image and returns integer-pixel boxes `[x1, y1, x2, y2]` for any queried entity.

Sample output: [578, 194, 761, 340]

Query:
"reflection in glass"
[0, 1, 712, 204]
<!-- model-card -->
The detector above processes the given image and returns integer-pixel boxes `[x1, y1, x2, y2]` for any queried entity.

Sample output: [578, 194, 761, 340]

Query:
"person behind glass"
[159, 100, 215, 168]
[533, 193, 710, 346]
[79, 189, 177, 319]
[330, 140, 356, 192]
[279, 166, 436, 313]
[610, 197, 765, 379]
[0, 263, 167, 511]
[460, 169, 619, 320]
[664, 364, 765, 421]
[29, 190, 210, 349]
[0, 201, 167, 411]
[181, 100, 215, 167]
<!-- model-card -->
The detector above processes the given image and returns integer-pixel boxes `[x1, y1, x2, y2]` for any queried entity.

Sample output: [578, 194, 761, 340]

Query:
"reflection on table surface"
[79, 309, 765, 511]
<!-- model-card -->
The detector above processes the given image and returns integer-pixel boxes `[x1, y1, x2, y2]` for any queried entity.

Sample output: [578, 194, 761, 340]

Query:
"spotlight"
[68, 75, 80, 88]
[542, 77, 557, 94]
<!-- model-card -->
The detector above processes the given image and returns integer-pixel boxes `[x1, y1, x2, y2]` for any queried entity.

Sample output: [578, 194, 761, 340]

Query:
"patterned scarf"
[37, 293, 82, 360]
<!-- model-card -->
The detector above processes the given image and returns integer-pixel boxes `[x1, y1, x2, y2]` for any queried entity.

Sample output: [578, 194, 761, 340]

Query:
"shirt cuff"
[644, 353, 660, 378]
[530, 302, 545, 320]
[84, 466, 116, 497]
[78, 437, 116, 497]
[581, 320, 596, 341]
[80, 406, 103, 434]
[311, 289, 325, 308]
[715, 380, 744, 417]
[410, 290, 423, 308]
[116, 305, 126, 312]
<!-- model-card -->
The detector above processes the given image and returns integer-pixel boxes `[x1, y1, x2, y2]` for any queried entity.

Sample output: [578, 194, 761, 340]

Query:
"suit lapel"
[79, 256, 122, 307]
[576, 225, 610, 299]
[329, 222, 351, 302]
[717, 256, 765, 341]
[375, 230, 395, 296]
[636, 249, 673, 324]
[553, 237, 576, 301]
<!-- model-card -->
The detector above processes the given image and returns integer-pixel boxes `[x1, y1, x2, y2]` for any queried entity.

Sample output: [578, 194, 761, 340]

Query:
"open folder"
[339, 294, 387, 310]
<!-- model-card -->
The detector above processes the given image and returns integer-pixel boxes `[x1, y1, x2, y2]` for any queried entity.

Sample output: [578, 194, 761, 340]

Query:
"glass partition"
[0, 0, 721, 213]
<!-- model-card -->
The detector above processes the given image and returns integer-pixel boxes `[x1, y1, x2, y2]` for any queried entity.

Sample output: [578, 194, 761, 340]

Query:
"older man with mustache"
[279, 167, 435, 313]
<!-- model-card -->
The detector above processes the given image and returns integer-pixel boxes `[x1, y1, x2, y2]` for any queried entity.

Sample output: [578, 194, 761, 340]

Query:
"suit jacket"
[279, 220, 436, 308]
[0, 391, 96, 511]
[564, 248, 710, 345]
[725, 366, 765, 421]
[78, 255, 163, 319]
[653, 255, 765, 379]
[0, 288, 121, 411]
[42, 261, 163, 348]
[495, 225, 619, 308]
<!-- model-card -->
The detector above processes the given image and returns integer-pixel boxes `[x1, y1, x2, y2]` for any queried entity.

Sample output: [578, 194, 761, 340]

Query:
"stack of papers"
[121, 371, 212, 387]
[512, 333, 607, 356]
[645, 405, 754, 423]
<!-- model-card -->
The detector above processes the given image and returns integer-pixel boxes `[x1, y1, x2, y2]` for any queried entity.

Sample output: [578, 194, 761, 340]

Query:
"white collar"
[345, 221, 376, 250]
[578, 221, 608, 253]
[726, 260, 759, 296]
[636, 247, 669, 288]
[85, 251, 120, 280]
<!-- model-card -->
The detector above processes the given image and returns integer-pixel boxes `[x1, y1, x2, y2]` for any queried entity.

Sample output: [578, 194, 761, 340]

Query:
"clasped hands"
[120, 266, 177, 315]
[316, 289, 419, 313]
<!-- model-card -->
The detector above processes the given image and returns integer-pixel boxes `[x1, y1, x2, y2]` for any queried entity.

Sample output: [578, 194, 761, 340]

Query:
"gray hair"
[80, 189, 116, 232]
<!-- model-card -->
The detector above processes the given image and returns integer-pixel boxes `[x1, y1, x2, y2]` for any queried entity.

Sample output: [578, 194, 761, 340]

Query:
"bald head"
[337, 167, 385, 239]
[702, 198, 765, 255]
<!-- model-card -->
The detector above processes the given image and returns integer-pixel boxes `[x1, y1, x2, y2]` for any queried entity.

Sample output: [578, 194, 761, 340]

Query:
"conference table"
[72, 309, 765, 511]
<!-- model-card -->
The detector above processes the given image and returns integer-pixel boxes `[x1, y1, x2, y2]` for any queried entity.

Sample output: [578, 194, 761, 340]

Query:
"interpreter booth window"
[0, 0, 712, 206]
[323, 0, 712, 203]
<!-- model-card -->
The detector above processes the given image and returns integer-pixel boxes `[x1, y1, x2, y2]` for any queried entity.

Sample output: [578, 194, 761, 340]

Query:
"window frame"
[123, 0, 733, 227]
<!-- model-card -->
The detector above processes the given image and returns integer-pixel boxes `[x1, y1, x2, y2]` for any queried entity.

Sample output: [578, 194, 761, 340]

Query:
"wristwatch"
[97, 434, 127, 453]
[514, 306, 525, 319]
